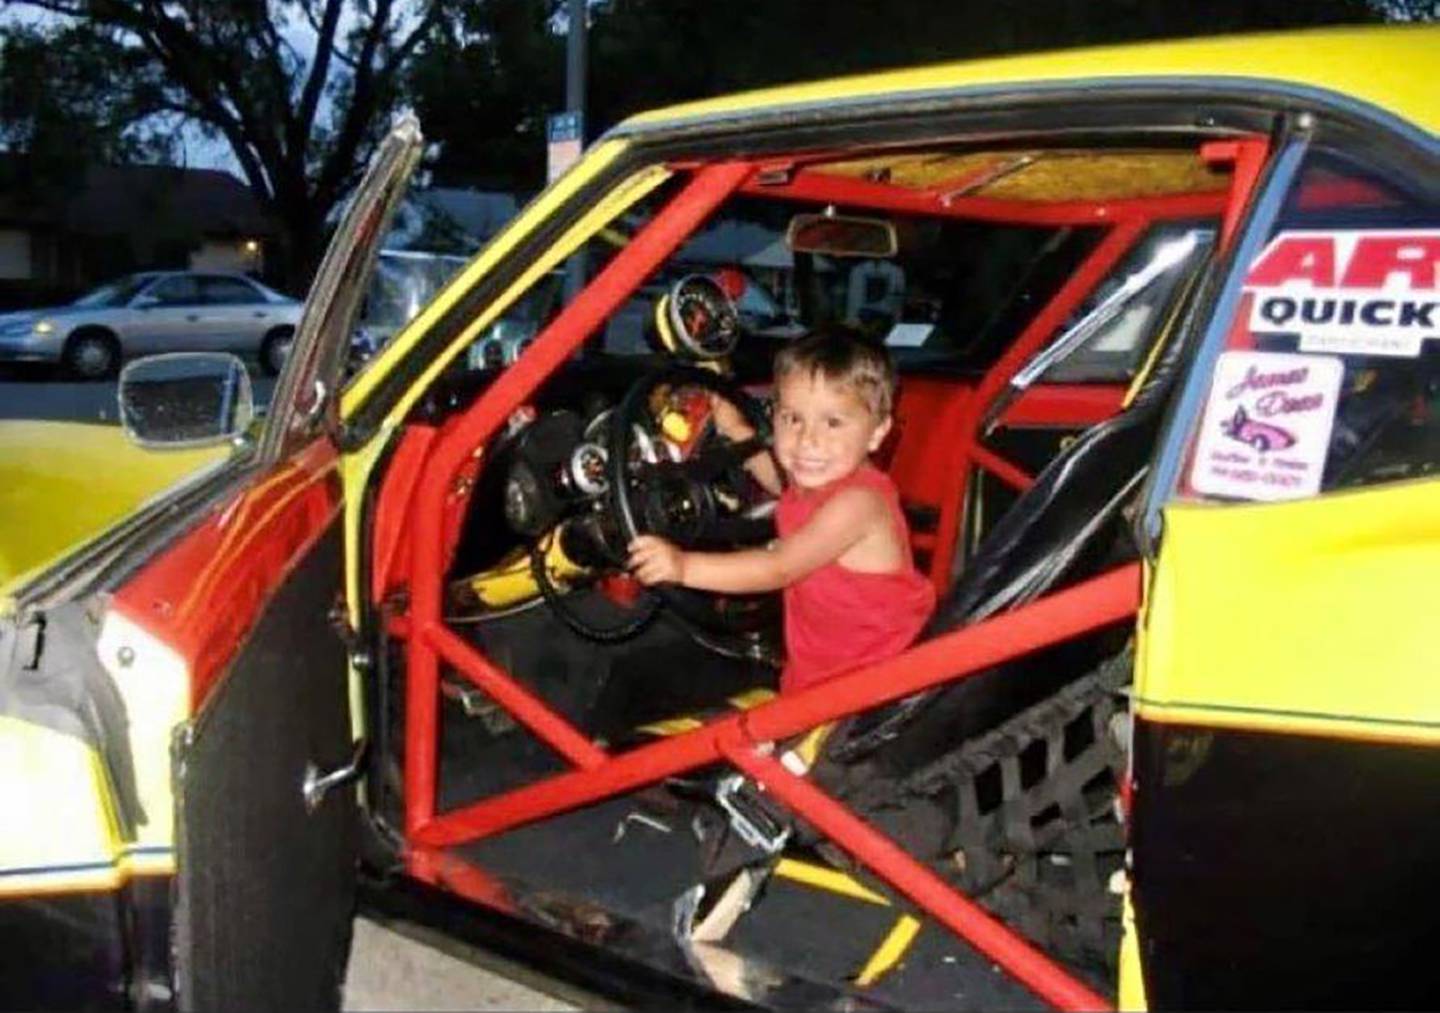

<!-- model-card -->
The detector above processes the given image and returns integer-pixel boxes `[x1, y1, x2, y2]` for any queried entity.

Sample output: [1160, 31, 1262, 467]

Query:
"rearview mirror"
[118, 353, 254, 449]
[786, 213, 898, 258]
[131, 293, 161, 310]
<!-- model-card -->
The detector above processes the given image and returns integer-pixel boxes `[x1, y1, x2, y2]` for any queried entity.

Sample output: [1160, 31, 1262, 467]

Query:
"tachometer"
[658, 274, 740, 360]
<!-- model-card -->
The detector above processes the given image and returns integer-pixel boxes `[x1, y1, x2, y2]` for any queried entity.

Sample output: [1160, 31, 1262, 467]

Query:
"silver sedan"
[0, 271, 303, 379]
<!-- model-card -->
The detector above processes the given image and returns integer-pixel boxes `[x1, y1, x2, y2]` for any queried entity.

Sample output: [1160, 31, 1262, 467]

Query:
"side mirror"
[131, 293, 161, 310]
[786, 213, 898, 258]
[118, 353, 254, 449]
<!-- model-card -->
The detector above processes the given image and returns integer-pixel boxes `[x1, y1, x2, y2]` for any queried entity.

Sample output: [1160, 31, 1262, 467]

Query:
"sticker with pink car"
[1220, 405, 1297, 453]
[1190, 350, 1344, 502]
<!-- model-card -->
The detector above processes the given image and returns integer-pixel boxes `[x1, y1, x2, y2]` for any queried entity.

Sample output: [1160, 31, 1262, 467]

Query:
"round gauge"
[567, 441, 610, 496]
[664, 274, 740, 359]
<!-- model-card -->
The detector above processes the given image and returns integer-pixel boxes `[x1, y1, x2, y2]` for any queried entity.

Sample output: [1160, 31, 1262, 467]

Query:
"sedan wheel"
[261, 328, 295, 377]
[64, 331, 119, 381]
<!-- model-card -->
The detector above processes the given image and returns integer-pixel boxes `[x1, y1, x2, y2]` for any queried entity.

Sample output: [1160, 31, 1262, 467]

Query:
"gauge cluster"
[500, 404, 688, 541]
[657, 274, 741, 360]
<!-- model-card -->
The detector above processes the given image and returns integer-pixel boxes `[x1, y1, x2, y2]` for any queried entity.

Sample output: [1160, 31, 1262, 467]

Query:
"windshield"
[361, 250, 470, 353]
[71, 274, 156, 308]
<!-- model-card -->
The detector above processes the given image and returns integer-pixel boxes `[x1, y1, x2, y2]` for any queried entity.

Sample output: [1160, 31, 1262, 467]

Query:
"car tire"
[62, 328, 120, 381]
[260, 326, 295, 377]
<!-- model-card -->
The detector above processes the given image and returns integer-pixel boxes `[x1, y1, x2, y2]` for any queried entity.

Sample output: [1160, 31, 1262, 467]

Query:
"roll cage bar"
[396, 140, 1268, 1010]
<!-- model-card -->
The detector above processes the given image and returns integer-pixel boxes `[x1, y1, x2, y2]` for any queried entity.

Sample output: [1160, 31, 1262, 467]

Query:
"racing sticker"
[1190, 350, 1344, 502]
[1244, 229, 1440, 357]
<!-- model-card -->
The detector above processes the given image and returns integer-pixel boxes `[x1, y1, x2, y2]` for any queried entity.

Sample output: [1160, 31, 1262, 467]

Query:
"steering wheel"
[607, 365, 781, 640]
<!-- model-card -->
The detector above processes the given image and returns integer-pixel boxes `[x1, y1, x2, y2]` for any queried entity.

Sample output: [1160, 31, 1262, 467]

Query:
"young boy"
[628, 330, 936, 694]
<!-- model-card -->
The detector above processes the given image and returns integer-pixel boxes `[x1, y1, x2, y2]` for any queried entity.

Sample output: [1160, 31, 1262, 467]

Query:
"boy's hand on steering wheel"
[628, 535, 686, 586]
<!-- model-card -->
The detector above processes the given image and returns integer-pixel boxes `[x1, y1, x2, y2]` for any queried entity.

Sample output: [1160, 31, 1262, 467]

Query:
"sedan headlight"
[32, 319, 54, 335]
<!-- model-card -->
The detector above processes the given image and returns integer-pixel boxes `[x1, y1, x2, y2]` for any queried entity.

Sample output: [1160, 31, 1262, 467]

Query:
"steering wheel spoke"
[609, 365, 780, 640]
[683, 434, 767, 483]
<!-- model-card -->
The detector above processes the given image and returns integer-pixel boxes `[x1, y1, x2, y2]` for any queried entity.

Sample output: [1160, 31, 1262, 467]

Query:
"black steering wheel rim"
[607, 364, 778, 638]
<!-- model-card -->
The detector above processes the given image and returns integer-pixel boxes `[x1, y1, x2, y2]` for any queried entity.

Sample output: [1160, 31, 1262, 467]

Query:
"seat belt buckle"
[714, 773, 790, 854]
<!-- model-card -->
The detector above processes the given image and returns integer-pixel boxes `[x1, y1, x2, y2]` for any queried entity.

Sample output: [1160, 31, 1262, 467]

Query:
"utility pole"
[566, 0, 586, 118]
[563, 0, 587, 302]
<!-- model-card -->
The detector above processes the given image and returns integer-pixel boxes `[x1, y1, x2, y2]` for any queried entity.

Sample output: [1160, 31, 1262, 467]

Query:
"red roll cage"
[394, 140, 1268, 1010]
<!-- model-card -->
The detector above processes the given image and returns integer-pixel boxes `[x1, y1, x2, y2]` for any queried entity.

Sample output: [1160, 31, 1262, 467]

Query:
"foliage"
[0, 0, 456, 285]
[0, 0, 1416, 283]
[0, 19, 174, 194]
[411, 0, 1387, 190]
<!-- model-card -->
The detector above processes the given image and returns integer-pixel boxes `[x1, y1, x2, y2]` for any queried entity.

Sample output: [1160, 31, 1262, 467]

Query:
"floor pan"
[443, 787, 1041, 1009]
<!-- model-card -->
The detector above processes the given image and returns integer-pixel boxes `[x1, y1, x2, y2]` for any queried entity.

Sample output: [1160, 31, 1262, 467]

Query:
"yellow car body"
[1, 23, 1436, 1010]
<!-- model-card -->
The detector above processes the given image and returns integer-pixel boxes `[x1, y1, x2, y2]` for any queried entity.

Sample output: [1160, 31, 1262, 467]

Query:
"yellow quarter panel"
[1137, 478, 1440, 743]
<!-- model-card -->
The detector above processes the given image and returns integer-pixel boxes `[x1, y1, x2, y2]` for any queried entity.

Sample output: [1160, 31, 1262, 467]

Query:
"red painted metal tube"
[425, 621, 609, 771]
[928, 220, 1147, 588]
[404, 162, 754, 840]
[1203, 137, 1270, 251]
[743, 167, 1226, 227]
[721, 739, 1112, 1012]
[970, 443, 1035, 492]
[411, 564, 1140, 848]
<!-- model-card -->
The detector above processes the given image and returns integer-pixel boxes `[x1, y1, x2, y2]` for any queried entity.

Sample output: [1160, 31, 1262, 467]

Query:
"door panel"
[1132, 479, 1440, 1007]
[172, 520, 355, 1012]
[1138, 478, 1440, 743]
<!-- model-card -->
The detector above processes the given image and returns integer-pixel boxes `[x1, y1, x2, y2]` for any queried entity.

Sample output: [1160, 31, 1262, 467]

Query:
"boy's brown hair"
[773, 326, 897, 418]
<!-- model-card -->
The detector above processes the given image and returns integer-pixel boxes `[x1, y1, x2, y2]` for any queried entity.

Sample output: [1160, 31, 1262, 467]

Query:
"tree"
[411, 0, 1388, 190]
[0, 19, 174, 194]
[0, 0, 456, 288]
[404, 0, 563, 191]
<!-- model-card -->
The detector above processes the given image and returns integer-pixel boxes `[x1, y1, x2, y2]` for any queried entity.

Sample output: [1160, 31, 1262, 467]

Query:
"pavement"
[344, 917, 587, 1011]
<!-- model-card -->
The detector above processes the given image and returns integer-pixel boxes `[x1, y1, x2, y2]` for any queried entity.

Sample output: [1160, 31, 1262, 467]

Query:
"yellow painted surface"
[1138, 478, 1440, 743]
[727, 688, 777, 710]
[0, 715, 174, 896]
[0, 421, 225, 592]
[1117, 888, 1148, 1010]
[855, 914, 922, 987]
[635, 716, 704, 737]
[774, 858, 890, 906]
[625, 26, 1438, 135]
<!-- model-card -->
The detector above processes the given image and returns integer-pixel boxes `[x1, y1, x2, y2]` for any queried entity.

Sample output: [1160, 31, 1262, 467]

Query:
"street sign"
[547, 112, 584, 184]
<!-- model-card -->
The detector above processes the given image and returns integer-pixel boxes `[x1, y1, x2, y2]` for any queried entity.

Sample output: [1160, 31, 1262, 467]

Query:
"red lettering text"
[1247, 236, 1337, 287]
[1340, 236, 1440, 291]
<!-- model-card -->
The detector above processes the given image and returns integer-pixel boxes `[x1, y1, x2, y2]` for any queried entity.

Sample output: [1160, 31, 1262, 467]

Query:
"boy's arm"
[629, 487, 885, 594]
[738, 445, 784, 497]
[709, 394, 784, 496]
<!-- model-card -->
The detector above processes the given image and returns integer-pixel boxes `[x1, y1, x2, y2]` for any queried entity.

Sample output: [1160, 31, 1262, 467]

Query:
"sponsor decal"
[1191, 351, 1343, 501]
[1244, 230, 1439, 357]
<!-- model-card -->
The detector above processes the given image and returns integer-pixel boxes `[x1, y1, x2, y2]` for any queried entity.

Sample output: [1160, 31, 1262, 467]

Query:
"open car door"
[1130, 132, 1440, 1007]
[0, 118, 425, 1011]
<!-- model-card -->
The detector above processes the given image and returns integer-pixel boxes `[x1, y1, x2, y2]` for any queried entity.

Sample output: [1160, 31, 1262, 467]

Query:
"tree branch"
[293, 0, 343, 163]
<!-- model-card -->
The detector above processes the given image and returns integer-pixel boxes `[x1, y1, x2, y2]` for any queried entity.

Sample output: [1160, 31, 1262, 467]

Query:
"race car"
[2, 24, 1437, 1011]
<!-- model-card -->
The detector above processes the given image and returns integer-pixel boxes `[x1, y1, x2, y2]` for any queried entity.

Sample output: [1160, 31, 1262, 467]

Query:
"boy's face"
[773, 370, 892, 491]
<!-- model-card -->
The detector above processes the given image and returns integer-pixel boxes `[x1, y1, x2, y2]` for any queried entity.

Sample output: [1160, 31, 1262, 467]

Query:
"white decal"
[1190, 351, 1344, 502]
[1244, 229, 1440, 357]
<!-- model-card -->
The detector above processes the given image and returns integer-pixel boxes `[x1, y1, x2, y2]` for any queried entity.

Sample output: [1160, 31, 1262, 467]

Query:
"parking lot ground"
[344, 916, 593, 1012]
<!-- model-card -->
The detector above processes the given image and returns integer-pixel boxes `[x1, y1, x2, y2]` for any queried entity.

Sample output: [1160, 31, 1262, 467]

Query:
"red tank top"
[775, 465, 936, 694]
